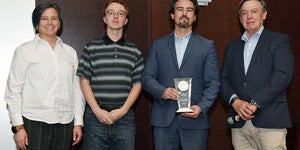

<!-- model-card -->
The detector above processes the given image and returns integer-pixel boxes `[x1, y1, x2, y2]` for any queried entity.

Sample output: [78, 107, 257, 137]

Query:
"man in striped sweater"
[76, 0, 144, 149]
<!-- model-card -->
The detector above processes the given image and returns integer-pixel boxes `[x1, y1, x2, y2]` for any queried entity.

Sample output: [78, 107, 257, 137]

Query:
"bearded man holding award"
[141, 0, 220, 149]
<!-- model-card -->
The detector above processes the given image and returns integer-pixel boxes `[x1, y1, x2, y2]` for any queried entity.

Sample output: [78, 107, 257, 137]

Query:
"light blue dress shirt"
[229, 26, 264, 104]
[174, 32, 192, 68]
[241, 26, 264, 74]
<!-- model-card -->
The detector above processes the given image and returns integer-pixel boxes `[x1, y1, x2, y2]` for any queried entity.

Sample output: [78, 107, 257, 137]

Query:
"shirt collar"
[103, 33, 126, 46]
[174, 31, 192, 40]
[241, 26, 264, 42]
[34, 34, 63, 45]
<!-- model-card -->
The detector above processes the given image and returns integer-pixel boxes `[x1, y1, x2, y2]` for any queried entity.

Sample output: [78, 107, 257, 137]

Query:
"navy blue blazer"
[142, 32, 220, 129]
[221, 29, 294, 128]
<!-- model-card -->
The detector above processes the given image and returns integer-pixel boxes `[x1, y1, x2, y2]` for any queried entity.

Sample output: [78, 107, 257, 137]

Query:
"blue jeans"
[83, 106, 136, 150]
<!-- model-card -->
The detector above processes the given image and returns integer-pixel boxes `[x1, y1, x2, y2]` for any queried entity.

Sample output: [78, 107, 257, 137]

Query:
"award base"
[176, 108, 193, 113]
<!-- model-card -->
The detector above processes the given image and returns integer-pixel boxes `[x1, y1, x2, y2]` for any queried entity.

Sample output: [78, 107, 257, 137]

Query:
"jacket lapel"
[180, 33, 194, 69]
[237, 39, 247, 78]
[245, 29, 267, 77]
[168, 33, 180, 70]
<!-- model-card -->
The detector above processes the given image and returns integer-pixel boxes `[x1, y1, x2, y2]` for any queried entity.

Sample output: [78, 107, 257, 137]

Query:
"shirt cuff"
[74, 114, 84, 126]
[11, 113, 24, 126]
[229, 94, 238, 105]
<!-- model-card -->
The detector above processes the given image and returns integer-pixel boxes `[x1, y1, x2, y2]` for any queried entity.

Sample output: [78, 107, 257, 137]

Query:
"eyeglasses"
[106, 10, 126, 18]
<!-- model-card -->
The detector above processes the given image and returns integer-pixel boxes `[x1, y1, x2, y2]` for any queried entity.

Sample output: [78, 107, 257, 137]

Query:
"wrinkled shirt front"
[5, 34, 85, 126]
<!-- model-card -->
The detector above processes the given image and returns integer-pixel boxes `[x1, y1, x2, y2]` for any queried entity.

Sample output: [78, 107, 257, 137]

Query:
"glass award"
[174, 78, 193, 113]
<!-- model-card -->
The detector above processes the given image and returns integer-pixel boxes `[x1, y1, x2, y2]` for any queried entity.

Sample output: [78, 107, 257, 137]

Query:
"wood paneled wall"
[36, 0, 300, 149]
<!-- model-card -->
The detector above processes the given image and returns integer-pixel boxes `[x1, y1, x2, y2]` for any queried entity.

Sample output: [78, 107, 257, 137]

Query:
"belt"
[99, 104, 123, 112]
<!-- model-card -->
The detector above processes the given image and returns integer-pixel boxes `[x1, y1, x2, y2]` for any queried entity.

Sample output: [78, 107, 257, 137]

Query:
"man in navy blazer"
[142, 0, 220, 149]
[221, 0, 294, 149]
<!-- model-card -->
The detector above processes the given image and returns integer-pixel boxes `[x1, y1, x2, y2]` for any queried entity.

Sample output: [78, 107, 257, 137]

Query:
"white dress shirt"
[5, 34, 85, 126]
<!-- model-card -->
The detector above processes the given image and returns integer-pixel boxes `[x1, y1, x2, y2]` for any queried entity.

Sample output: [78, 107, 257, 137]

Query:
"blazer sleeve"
[197, 42, 220, 113]
[251, 34, 294, 109]
[141, 42, 166, 103]
[221, 43, 237, 105]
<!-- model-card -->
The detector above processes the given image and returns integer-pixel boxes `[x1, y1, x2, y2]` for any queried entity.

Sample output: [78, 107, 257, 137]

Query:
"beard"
[177, 16, 191, 28]
[178, 22, 190, 28]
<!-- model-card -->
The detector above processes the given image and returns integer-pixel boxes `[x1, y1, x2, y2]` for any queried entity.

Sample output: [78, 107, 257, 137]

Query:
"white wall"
[0, 0, 35, 149]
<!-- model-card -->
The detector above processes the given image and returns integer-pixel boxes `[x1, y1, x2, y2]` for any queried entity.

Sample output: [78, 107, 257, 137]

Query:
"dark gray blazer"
[142, 32, 220, 129]
[221, 29, 294, 128]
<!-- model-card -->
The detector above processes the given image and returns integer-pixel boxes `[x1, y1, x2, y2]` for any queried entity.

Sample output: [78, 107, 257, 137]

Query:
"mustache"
[180, 15, 189, 20]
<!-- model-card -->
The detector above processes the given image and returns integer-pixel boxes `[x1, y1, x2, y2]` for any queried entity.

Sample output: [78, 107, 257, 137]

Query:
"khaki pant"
[232, 120, 287, 150]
